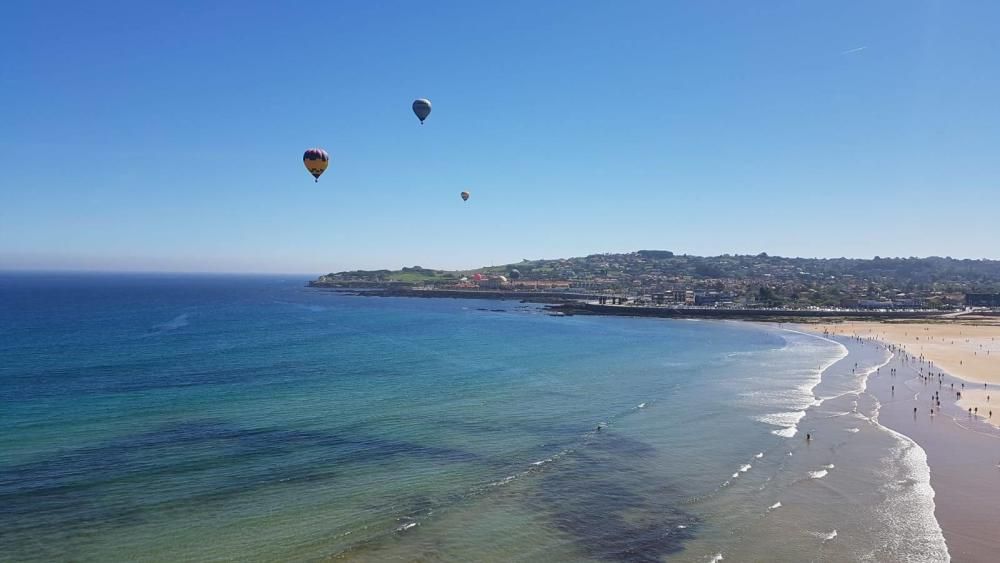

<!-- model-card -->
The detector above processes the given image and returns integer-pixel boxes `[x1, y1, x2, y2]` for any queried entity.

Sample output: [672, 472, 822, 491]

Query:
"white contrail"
[840, 46, 868, 55]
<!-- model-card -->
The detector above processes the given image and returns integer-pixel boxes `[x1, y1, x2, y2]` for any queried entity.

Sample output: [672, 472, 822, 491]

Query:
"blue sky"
[2, 1, 998, 274]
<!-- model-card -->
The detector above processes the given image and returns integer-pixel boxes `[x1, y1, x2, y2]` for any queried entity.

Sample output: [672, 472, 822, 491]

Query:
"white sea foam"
[708, 554, 724, 563]
[754, 452, 764, 459]
[772, 426, 798, 438]
[677, 524, 687, 529]
[820, 342, 948, 560]
[808, 470, 828, 479]
[781, 328, 849, 401]
[637, 402, 647, 409]
[768, 502, 782, 510]
[739, 464, 752, 473]
[746, 383, 823, 410]
[823, 464, 835, 469]
[756, 410, 805, 437]
[845, 427, 860, 433]
[732, 472, 739, 479]
[809, 529, 837, 542]
[756, 410, 806, 427]
[866, 418, 950, 561]
[396, 522, 417, 532]
[489, 474, 517, 487]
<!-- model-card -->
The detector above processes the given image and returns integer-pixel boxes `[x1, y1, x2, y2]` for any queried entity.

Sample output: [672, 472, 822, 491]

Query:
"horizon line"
[4, 250, 1000, 278]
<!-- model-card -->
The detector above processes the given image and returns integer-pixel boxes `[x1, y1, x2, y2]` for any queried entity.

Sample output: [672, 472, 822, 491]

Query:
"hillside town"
[312, 251, 1000, 311]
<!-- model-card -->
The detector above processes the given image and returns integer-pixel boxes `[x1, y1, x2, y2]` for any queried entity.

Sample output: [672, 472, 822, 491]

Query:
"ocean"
[0, 274, 948, 561]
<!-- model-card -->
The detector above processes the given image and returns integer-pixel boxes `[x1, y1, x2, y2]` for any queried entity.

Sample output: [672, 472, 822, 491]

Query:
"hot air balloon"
[303, 148, 329, 182]
[472, 273, 484, 282]
[412, 98, 432, 124]
[460, 191, 470, 201]
[509, 269, 521, 280]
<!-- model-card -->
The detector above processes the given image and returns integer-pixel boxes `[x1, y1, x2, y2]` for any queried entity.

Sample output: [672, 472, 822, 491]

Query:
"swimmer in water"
[806, 433, 811, 441]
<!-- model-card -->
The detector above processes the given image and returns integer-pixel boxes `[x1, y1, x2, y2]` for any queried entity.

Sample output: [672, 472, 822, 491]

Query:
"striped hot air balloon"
[303, 148, 330, 182]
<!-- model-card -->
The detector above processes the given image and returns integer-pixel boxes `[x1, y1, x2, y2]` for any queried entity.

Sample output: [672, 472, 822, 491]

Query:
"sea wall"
[353, 288, 597, 302]
[552, 303, 947, 321]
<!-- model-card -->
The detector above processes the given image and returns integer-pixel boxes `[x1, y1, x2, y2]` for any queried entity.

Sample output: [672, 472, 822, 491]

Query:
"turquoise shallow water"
[0, 274, 946, 561]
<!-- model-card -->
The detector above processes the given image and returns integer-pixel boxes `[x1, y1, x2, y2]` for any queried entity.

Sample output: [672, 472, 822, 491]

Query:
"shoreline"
[800, 324, 1000, 562]
[728, 325, 950, 561]
[816, 322, 1000, 429]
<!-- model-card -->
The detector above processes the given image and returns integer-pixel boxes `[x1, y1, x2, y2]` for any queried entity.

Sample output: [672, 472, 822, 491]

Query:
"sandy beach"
[813, 321, 1000, 424]
[803, 320, 1000, 562]
[813, 321, 1000, 383]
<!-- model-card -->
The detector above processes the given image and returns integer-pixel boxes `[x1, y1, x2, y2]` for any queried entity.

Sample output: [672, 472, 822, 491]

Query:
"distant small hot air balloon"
[461, 191, 470, 201]
[412, 98, 432, 124]
[303, 148, 329, 182]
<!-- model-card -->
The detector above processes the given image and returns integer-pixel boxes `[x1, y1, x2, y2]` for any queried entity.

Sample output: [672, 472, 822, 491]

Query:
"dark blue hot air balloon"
[412, 98, 432, 124]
